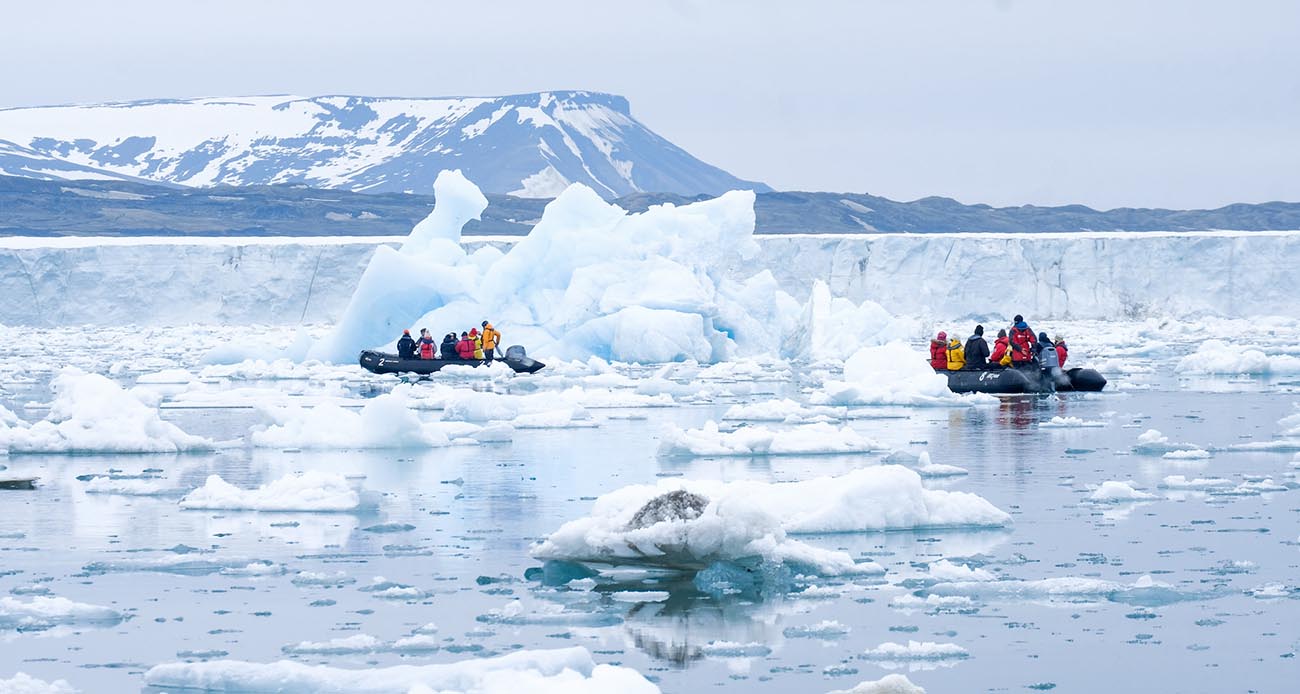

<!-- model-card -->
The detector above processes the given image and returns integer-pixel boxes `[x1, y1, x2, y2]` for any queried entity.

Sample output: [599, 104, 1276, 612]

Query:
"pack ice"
[308, 170, 909, 365]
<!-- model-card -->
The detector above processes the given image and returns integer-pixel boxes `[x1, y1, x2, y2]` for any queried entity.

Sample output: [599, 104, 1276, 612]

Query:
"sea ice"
[827, 674, 926, 694]
[0, 596, 124, 632]
[1088, 480, 1157, 502]
[1176, 339, 1300, 375]
[814, 343, 994, 407]
[657, 420, 881, 457]
[0, 673, 78, 694]
[144, 646, 660, 693]
[179, 471, 370, 512]
[860, 640, 969, 661]
[251, 390, 503, 449]
[0, 367, 210, 454]
[1039, 416, 1105, 428]
[532, 467, 1008, 575]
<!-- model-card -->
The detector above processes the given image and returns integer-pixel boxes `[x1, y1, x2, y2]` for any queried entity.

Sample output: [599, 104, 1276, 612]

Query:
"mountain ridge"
[0, 91, 768, 198]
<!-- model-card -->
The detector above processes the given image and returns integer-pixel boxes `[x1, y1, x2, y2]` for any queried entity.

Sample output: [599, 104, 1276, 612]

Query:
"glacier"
[2, 231, 1296, 331]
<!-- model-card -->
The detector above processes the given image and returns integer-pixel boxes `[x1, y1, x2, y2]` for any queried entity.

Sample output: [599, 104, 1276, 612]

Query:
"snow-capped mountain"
[0, 92, 768, 197]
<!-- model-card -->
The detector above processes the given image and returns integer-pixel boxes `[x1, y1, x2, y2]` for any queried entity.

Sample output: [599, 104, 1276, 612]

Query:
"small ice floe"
[1159, 475, 1233, 491]
[82, 555, 273, 577]
[923, 574, 1216, 607]
[889, 594, 977, 614]
[1246, 583, 1298, 600]
[657, 420, 882, 457]
[1039, 416, 1105, 429]
[219, 561, 285, 577]
[860, 640, 969, 663]
[813, 343, 997, 407]
[135, 368, 197, 385]
[291, 571, 356, 588]
[477, 600, 622, 627]
[1088, 480, 1157, 503]
[281, 632, 441, 656]
[0, 595, 125, 632]
[510, 407, 599, 430]
[1132, 429, 1202, 456]
[699, 641, 772, 658]
[607, 590, 670, 603]
[359, 578, 431, 601]
[180, 471, 375, 513]
[926, 560, 994, 582]
[1161, 448, 1212, 460]
[722, 399, 834, 424]
[1175, 339, 1300, 375]
[81, 475, 179, 496]
[910, 452, 968, 478]
[0, 673, 77, 694]
[144, 646, 661, 693]
[531, 468, 1009, 579]
[0, 367, 211, 454]
[250, 389, 509, 449]
[828, 673, 926, 694]
[782, 620, 851, 639]
[1211, 478, 1289, 496]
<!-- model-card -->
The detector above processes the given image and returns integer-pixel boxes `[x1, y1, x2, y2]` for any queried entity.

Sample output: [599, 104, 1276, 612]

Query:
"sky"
[2, 0, 1297, 209]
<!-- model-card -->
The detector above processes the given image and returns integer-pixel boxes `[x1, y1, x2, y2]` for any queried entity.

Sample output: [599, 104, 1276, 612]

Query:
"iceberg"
[307, 171, 908, 365]
[814, 343, 994, 407]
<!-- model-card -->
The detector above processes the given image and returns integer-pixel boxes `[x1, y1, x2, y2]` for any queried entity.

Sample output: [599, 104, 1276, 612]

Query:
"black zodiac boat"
[943, 366, 1107, 394]
[360, 345, 545, 376]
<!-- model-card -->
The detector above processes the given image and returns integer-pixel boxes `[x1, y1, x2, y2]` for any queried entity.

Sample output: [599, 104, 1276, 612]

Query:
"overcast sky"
[3, 0, 1297, 208]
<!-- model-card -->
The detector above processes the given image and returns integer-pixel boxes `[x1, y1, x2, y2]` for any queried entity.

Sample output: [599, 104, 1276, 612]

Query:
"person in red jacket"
[929, 332, 948, 370]
[417, 328, 435, 359]
[1008, 315, 1036, 364]
[989, 329, 1010, 366]
[1054, 336, 1068, 368]
[455, 331, 475, 360]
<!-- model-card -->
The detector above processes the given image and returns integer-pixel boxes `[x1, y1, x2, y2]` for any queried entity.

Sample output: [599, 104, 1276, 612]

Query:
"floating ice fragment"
[180, 471, 371, 513]
[1039, 416, 1105, 429]
[828, 673, 926, 693]
[860, 640, 969, 661]
[1089, 481, 1157, 502]
[657, 420, 882, 457]
[0, 596, 125, 632]
[0, 673, 78, 694]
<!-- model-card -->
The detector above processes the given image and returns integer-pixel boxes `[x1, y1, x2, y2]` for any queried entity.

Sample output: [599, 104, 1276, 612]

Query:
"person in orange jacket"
[480, 321, 501, 364]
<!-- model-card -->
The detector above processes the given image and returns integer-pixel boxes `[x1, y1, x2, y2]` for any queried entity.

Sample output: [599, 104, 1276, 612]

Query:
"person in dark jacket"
[441, 333, 458, 360]
[417, 328, 436, 360]
[396, 329, 417, 359]
[455, 331, 475, 360]
[964, 325, 990, 368]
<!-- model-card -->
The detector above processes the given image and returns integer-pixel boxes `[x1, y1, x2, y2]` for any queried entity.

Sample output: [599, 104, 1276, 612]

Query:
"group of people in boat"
[396, 321, 501, 364]
[929, 315, 1067, 371]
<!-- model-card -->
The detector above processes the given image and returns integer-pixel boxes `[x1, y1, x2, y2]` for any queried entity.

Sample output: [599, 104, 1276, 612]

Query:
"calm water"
[2, 363, 1299, 693]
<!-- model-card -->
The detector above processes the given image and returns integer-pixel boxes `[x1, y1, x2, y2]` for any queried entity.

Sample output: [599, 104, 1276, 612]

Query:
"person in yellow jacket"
[946, 337, 966, 370]
[480, 321, 501, 364]
[469, 328, 485, 360]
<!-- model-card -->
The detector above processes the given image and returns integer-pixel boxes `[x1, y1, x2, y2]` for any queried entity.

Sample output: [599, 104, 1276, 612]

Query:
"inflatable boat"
[943, 366, 1107, 394]
[359, 345, 545, 376]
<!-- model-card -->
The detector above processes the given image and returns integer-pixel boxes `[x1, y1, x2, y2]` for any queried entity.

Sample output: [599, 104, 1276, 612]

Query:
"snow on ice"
[0, 367, 210, 454]
[657, 420, 882, 457]
[179, 471, 373, 512]
[532, 466, 1009, 574]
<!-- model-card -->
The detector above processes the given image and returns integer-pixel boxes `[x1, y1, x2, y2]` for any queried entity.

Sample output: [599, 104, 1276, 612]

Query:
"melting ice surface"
[4, 180, 1300, 691]
[2, 320, 1300, 693]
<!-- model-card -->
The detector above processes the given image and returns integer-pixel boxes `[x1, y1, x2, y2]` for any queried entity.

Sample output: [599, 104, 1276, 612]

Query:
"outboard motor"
[503, 345, 545, 374]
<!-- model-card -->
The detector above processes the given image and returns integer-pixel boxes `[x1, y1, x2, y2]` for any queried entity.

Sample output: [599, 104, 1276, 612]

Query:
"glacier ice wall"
[1, 231, 1297, 329]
